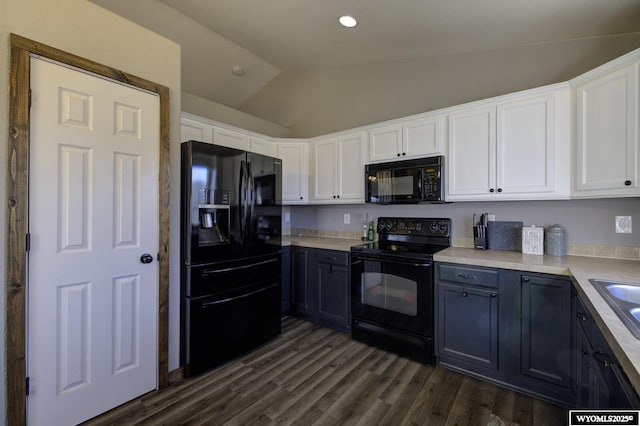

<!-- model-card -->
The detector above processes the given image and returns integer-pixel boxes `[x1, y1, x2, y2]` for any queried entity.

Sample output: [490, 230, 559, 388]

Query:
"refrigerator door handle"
[202, 258, 279, 276]
[247, 161, 255, 241]
[239, 160, 247, 242]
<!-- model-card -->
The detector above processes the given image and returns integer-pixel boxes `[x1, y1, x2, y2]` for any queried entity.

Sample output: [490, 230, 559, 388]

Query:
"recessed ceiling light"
[338, 15, 357, 28]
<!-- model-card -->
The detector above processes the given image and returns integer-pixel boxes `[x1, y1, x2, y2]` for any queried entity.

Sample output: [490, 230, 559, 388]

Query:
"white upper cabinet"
[250, 135, 276, 157]
[181, 116, 212, 143]
[447, 86, 570, 201]
[368, 115, 445, 163]
[572, 58, 639, 198]
[213, 126, 250, 151]
[311, 132, 366, 204]
[276, 140, 309, 204]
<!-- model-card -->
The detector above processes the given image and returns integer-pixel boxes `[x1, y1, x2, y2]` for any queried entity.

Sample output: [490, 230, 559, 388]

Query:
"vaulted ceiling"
[92, 0, 640, 129]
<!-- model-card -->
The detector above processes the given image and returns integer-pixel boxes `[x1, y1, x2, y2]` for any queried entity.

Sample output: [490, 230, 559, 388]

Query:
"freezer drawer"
[185, 279, 281, 376]
[185, 252, 281, 298]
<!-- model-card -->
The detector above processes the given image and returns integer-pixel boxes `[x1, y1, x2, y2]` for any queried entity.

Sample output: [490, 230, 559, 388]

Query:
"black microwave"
[365, 156, 444, 204]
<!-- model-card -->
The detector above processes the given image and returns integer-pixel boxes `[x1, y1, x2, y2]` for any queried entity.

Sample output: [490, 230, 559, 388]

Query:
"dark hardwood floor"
[83, 318, 568, 426]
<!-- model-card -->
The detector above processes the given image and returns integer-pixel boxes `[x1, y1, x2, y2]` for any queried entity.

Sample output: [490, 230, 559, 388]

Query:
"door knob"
[140, 253, 154, 264]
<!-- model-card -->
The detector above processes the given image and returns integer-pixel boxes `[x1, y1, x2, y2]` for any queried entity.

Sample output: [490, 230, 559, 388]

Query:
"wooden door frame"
[5, 34, 171, 425]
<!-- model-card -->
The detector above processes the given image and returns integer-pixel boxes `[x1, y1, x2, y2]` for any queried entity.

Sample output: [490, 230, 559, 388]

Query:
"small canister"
[545, 224, 566, 257]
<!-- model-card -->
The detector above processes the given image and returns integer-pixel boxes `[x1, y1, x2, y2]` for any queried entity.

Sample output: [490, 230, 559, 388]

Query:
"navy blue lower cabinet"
[438, 282, 498, 374]
[290, 247, 350, 332]
[574, 289, 640, 409]
[435, 263, 575, 406]
[436, 263, 501, 380]
[291, 247, 315, 320]
[316, 254, 350, 332]
[281, 246, 292, 316]
[516, 274, 574, 405]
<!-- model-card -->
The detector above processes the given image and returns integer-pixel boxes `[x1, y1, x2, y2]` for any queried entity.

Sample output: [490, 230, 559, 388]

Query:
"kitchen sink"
[590, 279, 640, 339]
[606, 284, 640, 304]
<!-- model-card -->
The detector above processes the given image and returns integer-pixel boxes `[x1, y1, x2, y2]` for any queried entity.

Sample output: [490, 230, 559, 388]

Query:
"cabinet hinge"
[26, 377, 30, 396]
[28, 89, 32, 109]
[26, 233, 30, 252]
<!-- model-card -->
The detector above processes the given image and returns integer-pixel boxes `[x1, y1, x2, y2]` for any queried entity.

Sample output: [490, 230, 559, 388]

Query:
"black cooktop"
[351, 217, 452, 260]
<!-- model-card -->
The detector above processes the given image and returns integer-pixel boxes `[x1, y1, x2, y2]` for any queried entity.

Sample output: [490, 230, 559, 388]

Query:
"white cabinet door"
[368, 124, 402, 162]
[403, 116, 445, 157]
[311, 138, 338, 201]
[250, 135, 276, 157]
[213, 126, 250, 151]
[574, 63, 639, 197]
[181, 116, 212, 143]
[311, 133, 366, 204]
[448, 106, 496, 197]
[337, 132, 366, 202]
[496, 94, 556, 195]
[447, 87, 568, 201]
[276, 141, 309, 204]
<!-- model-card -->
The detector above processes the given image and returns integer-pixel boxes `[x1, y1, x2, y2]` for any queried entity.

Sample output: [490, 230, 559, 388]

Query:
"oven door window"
[362, 272, 416, 316]
[351, 255, 432, 336]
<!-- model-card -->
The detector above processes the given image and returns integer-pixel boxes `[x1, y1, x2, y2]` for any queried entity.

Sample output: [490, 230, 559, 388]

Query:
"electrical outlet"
[616, 216, 632, 233]
[284, 212, 290, 223]
[344, 213, 351, 225]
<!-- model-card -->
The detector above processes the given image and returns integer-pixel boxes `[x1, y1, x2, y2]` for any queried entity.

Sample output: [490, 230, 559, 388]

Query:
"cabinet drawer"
[438, 264, 499, 288]
[315, 249, 349, 266]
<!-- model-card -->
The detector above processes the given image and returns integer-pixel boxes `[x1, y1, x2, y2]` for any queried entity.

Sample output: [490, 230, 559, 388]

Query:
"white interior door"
[27, 56, 159, 426]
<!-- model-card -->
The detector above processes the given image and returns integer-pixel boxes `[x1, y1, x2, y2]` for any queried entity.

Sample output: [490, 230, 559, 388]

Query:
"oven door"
[351, 252, 433, 336]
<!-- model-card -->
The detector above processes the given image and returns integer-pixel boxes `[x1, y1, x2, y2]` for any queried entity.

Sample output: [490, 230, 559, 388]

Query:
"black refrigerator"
[181, 140, 282, 376]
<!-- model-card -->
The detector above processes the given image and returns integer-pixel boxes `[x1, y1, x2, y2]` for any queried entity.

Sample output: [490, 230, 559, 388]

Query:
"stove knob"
[439, 222, 449, 233]
[429, 223, 439, 233]
[377, 220, 385, 232]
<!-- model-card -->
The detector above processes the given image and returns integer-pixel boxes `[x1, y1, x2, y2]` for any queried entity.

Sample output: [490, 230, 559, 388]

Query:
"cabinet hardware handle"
[462, 290, 468, 297]
[593, 351, 611, 368]
[457, 274, 477, 280]
[402, 152, 406, 156]
[490, 292, 497, 298]
[300, 196, 303, 200]
[522, 277, 530, 283]
[625, 180, 632, 186]
[397, 153, 401, 157]
[337, 195, 340, 198]
[576, 312, 588, 321]
[489, 188, 495, 193]
[497, 188, 503, 193]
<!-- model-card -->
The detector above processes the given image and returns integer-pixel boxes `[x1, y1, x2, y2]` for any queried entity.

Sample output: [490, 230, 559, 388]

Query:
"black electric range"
[350, 217, 451, 363]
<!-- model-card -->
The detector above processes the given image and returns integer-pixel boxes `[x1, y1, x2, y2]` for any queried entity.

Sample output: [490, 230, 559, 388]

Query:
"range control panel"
[377, 217, 451, 237]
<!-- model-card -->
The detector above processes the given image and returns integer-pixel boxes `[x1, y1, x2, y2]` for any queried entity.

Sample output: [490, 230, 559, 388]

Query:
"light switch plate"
[344, 213, 350, 225]
[616, 216, 632, 233]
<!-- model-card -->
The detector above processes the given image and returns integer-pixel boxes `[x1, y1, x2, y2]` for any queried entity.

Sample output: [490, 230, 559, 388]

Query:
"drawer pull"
[462, 290, 468, 297]
[490, 292, 497, 298]
[457, 274, 477, 280]
[576, 312, 588, 322]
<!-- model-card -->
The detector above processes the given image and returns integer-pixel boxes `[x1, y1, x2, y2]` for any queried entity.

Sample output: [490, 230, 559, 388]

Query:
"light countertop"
[434, 247, 640, 394]
[281, 235, 365, 252]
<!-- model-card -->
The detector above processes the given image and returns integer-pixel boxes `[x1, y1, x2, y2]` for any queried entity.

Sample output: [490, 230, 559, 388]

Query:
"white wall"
[0, 0, 182, 421]
[240, 33, 640, 138]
